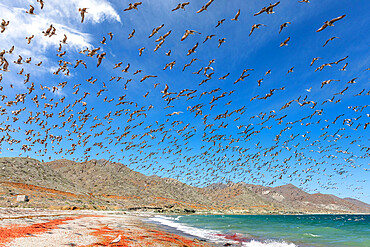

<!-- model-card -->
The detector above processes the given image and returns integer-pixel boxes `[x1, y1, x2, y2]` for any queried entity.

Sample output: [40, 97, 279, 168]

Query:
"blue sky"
[0, 0, 369, 202]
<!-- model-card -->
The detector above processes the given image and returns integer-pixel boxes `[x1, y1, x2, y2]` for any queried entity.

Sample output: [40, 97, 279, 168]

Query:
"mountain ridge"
[0, 157, 369, 214]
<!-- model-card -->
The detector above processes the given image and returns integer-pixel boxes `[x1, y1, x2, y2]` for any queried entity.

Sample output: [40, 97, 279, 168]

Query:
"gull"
[181, 30, 201, 41]
[165, 50, 171, 56]
[183, 58, 198, 71]
[193, 67, 203, 74]
[279, 22, 291, 34]
[219, 73, 230, 80]
[75, 60, 87, 69]
[310, 57, 321, 66]
[57, 51, 66, 58]
[122, 63, 130, 72]
[167, 111, 183, 116]
[140, 75, 157, 82]
[128, 29, 135, 39]
[299, 0, 310, 2]
[110, 235, 121, 244]
[61, 34, 67, 44]
[203, 34, 215, 43]
[113, 62, 122, 69]
[339, 63, 348, 71]
[287, 67, 294, 74]
[306, 87, 312, 92]
[321, 79, 339, 88]
[37, 0, 44, 9]
[101, 37, 106, 44]
[254, 1, 280, 16]
[14, 55, 23, 64]
[172, 2, 190, 11]
[208, 59, 216, 66]
[42, 24, 53, 36]
[333, 55, 348, 65]
[216, 19, 225, 28]
[108, 32, 113, 40]
[78, 8, 88, 23]
[249, 24, 266, 36]
[139, 47, 145, 56]
[316, 15, 346, 32]
[257, 79, 263, 86]
[187, 43, 199, 56]
[1, 20, 9, 33]
[148, 24, 164, 38]
[26, 35, 34, 44]
[96, 52, 106, 67]
[231, 9, 240, 21]
[156, 30, 171, 42]
[154, 40, 164, 52]
[196, 0, 215, 13]
[163, 61, 175, 70]
[124, 2, 142, 11]
[1, 59, 9, 72]
[161, 84, 169, 96]
[280, 37, 290, 47]
[347, 78, 357, 84]
[334, 86, 349, 95]
[218, 38, 226, 48]
[266, 1, 280, 14]
[323, 37, 339, 47]
[26, 5, 35, 15]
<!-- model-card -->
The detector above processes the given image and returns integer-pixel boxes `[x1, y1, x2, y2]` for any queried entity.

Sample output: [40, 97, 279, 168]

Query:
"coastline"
[1, 207, 369, 246]
[0, 208, 218, 247]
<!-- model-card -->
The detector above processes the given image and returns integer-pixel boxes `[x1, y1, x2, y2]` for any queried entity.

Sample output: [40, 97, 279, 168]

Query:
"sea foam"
[242, 240, 297, 247]
[149, 215, 298, 246]
[149, 215, 231, 243]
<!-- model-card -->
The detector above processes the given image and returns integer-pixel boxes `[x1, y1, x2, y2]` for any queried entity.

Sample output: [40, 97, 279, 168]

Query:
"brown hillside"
[0, 157, 369, 214]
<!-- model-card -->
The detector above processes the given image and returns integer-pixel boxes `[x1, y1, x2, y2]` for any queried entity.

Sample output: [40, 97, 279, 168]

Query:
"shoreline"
[0, 208, 219, 247]
[0, 208, 368, 246]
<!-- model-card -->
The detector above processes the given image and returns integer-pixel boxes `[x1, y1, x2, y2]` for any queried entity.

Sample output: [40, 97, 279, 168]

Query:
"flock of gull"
[0, 1, 369, 193]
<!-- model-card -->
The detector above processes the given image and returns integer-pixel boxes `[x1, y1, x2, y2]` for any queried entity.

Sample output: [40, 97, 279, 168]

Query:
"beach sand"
[0, 208, 216, 247]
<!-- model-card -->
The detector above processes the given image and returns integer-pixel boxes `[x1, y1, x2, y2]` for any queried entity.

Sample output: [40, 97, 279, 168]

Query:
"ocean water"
[148, 214, 370, 247]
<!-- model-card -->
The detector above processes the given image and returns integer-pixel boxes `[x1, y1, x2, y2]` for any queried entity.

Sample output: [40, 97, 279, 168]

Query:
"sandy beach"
[0, 208, 216, 247]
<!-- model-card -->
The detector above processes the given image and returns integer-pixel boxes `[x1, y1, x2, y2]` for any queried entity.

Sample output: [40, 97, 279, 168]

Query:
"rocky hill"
[0, 157, 369, 214]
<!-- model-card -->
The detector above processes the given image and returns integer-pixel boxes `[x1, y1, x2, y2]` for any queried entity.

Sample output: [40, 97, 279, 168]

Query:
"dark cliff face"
[0, 157, 369, 213]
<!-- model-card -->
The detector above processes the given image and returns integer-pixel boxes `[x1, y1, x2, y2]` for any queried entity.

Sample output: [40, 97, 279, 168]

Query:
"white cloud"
[0, 0, 120, 57]
[0, 0, 121, 83]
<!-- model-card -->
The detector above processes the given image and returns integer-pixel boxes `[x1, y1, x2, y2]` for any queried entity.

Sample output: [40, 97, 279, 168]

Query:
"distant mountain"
[343, 198, 370, 209]
[0, 157, 369, 214]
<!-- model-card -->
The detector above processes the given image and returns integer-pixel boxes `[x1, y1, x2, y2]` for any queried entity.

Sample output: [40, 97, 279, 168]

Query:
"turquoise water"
[149, 214, 370, 246]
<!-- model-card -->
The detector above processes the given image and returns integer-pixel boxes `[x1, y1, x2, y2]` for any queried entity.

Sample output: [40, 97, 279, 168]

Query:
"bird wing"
[271, 1, 280, 8]
[181, 32, 189, 41]
[172, 4, 181, 11]
[254, 8, 266, 16]
[249, 26, 255, 36]
[323, 39, 330, 47]
[316, 23, 328, 32]
[279, 25, 283, 34]
[330, 15, 346, 23]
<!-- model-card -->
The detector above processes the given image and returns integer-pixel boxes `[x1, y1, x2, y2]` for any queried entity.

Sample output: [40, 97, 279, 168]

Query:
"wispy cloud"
[0, 0, 121, 86]
[0, 0, 120, 56]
